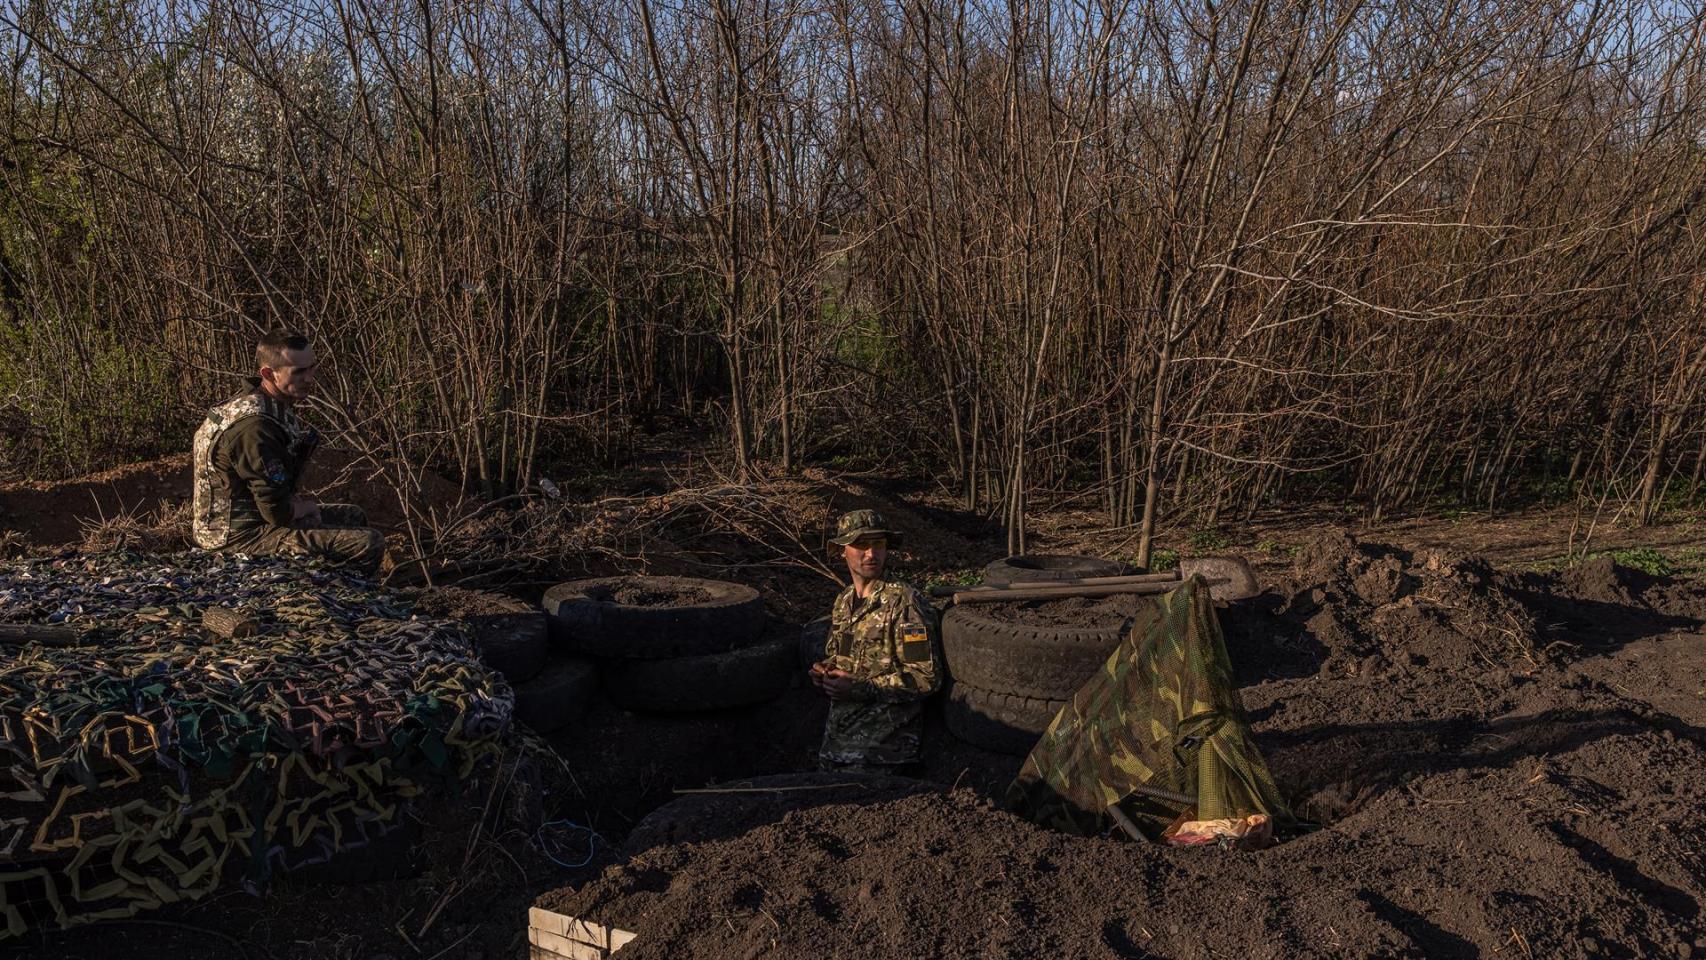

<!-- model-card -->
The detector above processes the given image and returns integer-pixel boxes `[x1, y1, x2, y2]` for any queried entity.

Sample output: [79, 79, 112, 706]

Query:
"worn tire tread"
[940, 604, 1132, 699]
[942, 681, 1066, 756]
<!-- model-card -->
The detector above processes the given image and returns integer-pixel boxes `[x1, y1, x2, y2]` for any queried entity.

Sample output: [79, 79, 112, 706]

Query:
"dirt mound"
[974, 593, 1151, 627]
[1548, 555, 1706, 626]
[545, 709, 1706, 960]
[536, 535, 1706, 959]
[1557, 555, 1656, 607]
[1276, 533, 1539, 682]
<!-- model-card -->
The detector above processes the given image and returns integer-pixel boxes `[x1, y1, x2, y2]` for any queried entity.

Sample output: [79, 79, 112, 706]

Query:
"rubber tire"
[466, 612, 548, 683]
[541, 576, 767, 659]
[513, 655, 598, 734]
[601, 634, 795, 713]
[943, 681, 1067, 756]
[982, 554, 1126, 586]
[941, 603, 1134, 699]
[799, 617, 830, 670]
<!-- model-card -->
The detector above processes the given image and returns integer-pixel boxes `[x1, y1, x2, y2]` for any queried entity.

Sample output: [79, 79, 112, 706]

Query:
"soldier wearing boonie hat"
[810, 509, 941, 772]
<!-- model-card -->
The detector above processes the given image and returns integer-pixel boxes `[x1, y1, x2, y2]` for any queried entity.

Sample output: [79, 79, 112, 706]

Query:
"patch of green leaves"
[920, 568, 982, 592]
[1527, 546, 1703, 578]
[1185, 528, 1231, 551]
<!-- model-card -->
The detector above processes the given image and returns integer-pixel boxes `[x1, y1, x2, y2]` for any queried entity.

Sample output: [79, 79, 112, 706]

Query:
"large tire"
[982, 554, 1125, 587]
[409, 588, 549, 683]
[941, 603, 1133, 699]
[799, 617, 830, 670]
[513, 655, 598, 734]
[467, 612, 548, 683]
[943, 681, 1066, 756]
[601, 634, 794, 713]
[542, 576, 767, 658]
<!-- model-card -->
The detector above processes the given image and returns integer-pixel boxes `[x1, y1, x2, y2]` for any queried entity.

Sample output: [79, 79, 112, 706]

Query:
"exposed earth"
[3, 460, 1705, 959]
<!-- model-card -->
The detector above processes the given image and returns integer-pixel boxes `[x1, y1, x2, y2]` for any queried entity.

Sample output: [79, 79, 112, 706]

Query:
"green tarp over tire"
[1005, 576, 1290, 839]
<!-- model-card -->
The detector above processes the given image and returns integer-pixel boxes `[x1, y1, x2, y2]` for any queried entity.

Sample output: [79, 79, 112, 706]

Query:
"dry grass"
[78, 501, 193, 554]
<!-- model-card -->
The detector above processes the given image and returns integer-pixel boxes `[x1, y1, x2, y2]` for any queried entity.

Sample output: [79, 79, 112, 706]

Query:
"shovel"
[935, 555, 1260, 605]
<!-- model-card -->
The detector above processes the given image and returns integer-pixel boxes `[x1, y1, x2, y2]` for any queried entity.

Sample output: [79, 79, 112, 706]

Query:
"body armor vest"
[191, 391, 307, 548]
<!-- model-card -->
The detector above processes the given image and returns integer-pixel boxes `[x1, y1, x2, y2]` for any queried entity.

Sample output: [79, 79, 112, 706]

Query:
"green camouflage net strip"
[0, 551, 513, 939]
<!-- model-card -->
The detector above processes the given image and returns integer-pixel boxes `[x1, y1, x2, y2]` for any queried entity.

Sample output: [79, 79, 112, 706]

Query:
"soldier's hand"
[820, 669, 856, 699]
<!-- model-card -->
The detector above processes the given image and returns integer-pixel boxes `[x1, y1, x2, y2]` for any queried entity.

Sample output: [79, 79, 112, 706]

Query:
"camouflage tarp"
[1005, 576, 1290, 840]
[0, 551, 514, 938]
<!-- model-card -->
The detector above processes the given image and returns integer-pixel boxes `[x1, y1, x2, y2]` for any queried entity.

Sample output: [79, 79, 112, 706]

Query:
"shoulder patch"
[264, 459, 288, 486]
[901, 626, 931, 662]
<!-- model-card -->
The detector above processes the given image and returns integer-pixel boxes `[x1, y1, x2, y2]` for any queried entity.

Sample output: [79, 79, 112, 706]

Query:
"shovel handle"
[951, 579, 1226, 604]
[931, 570, 1182, 597]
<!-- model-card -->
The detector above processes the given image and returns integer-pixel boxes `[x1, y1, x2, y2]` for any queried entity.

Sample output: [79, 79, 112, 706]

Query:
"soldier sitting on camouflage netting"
[192, 331, 385, 575]
[810, 509, 942, 773]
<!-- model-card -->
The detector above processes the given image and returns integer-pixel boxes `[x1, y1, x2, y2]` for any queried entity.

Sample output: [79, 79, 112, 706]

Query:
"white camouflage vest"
[191, 391, 303, 548]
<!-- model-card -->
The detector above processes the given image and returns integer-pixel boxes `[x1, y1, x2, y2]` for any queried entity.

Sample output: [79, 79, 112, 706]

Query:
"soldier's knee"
[357, 528, 385, 563]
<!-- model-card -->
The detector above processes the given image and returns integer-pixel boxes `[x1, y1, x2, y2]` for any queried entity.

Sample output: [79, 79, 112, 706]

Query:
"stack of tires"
[941, 554, 1130, 755]
[409, 587, 594, 735]
[543, 575, 793, 712]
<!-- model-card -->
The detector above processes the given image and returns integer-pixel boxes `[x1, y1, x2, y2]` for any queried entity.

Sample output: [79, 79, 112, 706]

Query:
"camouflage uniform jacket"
[192, 388, 319, 549]
[819, 579, 942, 766]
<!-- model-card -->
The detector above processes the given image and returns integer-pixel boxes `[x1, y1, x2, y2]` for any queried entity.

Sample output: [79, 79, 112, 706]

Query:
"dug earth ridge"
[543, 535, 1706, 960]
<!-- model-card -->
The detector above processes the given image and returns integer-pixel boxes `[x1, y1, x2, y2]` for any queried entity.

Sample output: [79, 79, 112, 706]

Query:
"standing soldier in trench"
[810, 509, 942, 773]
[191, 331, 385, 575]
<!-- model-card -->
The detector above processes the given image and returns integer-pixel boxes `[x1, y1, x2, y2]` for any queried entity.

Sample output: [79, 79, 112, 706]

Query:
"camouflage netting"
[0, 551, 514, 939]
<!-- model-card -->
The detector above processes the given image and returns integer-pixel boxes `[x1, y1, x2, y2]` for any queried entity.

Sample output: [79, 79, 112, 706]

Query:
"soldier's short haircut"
[256, 331, 311, 370]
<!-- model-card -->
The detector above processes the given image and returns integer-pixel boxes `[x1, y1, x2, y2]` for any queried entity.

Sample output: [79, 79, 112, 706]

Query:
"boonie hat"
[831, 509, 903, 546]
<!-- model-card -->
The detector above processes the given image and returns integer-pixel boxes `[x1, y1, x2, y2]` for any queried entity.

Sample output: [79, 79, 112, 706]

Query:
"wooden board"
[528, 906, 636, 959]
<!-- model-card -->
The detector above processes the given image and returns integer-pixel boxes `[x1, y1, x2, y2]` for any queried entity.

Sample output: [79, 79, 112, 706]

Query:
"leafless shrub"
[0, 0, 1700, 564]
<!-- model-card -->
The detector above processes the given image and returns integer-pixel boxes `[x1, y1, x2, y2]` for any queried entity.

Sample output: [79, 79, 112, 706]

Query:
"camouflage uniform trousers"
[816, 579, 942, 770]
[223, 503, 385, 577]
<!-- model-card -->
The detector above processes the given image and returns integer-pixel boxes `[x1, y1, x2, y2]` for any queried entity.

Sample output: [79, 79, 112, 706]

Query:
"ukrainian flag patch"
[901, 627, 930, 662]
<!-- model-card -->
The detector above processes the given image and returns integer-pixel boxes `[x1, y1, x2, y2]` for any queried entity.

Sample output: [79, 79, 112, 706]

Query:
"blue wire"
[535, 818, 601, 869]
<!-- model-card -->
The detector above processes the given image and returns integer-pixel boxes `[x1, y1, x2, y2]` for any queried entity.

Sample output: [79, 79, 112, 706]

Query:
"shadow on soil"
[1266, 707, 1706, 820]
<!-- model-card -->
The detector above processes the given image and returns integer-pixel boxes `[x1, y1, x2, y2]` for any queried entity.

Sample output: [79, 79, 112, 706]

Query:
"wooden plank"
[529, 905, 638, 956]
[530, 926, 608, 960]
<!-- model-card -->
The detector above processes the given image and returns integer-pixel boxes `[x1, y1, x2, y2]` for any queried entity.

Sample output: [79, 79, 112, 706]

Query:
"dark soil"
[973, 592, 1153, 627]
[608, 581, 719, 607]
[537, 535, 1706, 960]
[406, 585, 534, 618]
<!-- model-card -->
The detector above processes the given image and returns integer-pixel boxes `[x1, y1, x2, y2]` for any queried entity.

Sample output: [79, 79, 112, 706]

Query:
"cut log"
[203, 606, 260, 639]
[0, 623, 82, 647]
